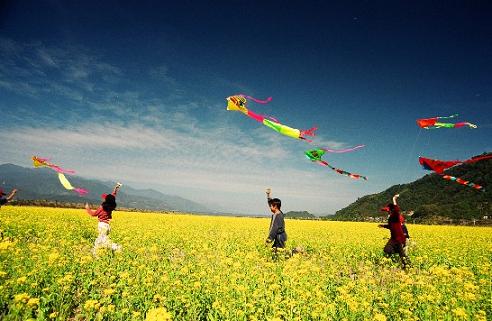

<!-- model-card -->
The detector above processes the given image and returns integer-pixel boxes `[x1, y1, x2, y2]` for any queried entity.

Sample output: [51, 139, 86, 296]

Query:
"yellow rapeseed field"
[0, 206, 490, 320]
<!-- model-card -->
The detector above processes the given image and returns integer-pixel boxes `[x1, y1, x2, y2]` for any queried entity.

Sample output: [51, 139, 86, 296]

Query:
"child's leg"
[397, 243, 410, 268]
[403, 238, 409, 256]
[383, 240, 396, 256]
[94, 222, 110, 250]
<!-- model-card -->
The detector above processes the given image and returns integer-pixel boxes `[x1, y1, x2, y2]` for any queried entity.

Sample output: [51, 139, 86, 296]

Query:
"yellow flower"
[49, 312, 58, 319]
[452, 308, 467, 318]
[48, 251, 60, 265]
[474, 310, 487, 321]
[27, 298, 40, 308]
[103, 288, 115, 296]
[145, 307, 172, 321]
[373, 313, 387, 321]
[463, 292, 476, 301]
[83, 299, 99, 311]
[0, 240, 15, 251]
[14, 293, 30, 303]
[17, 276, 27, 284]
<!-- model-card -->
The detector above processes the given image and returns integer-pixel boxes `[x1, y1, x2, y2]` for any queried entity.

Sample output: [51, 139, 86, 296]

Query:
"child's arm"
[266, 188, 272, 203]
[112, 182, 122, 196]
[392, 194, 399, 206]
[402, 224, 410, 238]
[85, 203, 98, 216]
[6, 189, 17, 201]
[267, 214, 280, 243]
[378, 224, 389, 229]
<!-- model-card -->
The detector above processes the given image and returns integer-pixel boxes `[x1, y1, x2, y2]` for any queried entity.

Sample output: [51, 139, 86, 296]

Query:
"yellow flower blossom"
[145, 307, 172, 321]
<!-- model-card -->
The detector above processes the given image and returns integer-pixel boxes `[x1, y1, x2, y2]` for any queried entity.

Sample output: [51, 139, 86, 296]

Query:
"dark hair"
[102, 194, 117, 213]
[268, 198, 281, 210]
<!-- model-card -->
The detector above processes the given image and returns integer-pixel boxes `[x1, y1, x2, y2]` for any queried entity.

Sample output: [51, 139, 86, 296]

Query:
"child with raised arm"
[0, 188, 17, 208]
[85, 183, 122, 253]
[265, 188, 287, 250]
[378, 194, 410, 268]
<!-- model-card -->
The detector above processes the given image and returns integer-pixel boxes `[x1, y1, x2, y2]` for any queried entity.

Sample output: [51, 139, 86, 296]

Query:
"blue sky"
[1, 1, 491, 215]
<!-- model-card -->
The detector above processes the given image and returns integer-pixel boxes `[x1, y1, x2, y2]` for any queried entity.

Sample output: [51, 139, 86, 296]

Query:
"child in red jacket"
[86, 183, 122, 253]
[379, 194, 410, 268]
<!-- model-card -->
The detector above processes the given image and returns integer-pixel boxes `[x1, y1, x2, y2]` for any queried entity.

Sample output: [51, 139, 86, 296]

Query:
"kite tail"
[300, 127, 317, 138]
[317, 160, 367, 180]
[238, 94, 273, 104]
[442, 175, 484, 192]
[73, 188, 89, 196]
[454, 122, 477, 129]
[51, 166, 76, 175]
[322, 144, 365, 154]
[436, 114, 459, 120]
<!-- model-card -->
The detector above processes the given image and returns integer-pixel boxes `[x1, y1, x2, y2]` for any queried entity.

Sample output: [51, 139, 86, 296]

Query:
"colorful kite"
[305, 149, 368, 180]
[417, 114, 477, 129]
[419, 155, 492, 174]
[32, 156, 88, 196]
[32, 156, 75, 174]
[419, 155, 492, 191]
[226, 95, 317, 142]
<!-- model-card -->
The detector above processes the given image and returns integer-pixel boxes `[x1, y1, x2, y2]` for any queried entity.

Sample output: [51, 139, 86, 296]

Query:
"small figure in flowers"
[85, 183, 122, 253]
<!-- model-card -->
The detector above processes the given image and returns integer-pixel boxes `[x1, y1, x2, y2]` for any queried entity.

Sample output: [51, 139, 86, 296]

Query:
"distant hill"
[285, 211, 316, 219]
[335, 153, 492, 221]
[0, 163, 210, 213]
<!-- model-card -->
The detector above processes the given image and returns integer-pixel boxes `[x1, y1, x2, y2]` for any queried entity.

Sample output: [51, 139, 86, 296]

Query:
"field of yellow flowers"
[0, 206, 490, 320]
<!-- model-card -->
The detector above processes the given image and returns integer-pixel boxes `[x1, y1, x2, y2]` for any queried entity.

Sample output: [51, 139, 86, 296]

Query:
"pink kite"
[32, 156, 76, 174]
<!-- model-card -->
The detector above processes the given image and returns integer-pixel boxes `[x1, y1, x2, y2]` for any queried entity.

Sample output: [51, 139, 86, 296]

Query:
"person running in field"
[265, 188, 287, 250]
[0, 188, 17, 208]
[85, 183, 122, 253]
[378, 194, 410, 268]
[381, 194, 411, 255]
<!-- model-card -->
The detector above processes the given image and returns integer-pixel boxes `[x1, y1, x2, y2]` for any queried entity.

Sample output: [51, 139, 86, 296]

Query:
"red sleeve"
[90, 207, 103, 217]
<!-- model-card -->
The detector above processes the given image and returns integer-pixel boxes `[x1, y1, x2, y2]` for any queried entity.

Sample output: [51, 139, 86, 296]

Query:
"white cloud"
[0, 121, 369, 214]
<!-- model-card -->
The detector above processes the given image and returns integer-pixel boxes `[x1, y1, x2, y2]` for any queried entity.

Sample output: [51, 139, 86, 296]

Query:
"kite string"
[398, 128, 422, 193]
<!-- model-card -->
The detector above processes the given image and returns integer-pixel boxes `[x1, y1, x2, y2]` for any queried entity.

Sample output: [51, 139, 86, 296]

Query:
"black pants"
[384, 239, 410, 268]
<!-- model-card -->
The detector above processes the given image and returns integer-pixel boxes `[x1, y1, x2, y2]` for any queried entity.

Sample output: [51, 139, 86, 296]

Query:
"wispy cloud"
[0, 37, 371, 214]
[0, 120, 366, 214]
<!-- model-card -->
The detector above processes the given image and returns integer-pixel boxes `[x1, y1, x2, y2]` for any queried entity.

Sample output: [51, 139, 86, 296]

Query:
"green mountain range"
[335, 153, 492, 221]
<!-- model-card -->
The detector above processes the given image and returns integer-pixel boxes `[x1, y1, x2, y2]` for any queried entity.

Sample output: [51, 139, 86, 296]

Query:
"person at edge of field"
[0, 188, 17, 208]
[378, 194, 410, 268]
[265, 188, 287, 251]
[85, 182, 122, 254]
[381, 194, 411, 255]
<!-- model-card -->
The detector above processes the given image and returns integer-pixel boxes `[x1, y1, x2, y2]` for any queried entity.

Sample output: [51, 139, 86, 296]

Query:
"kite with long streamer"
[226, 95, 317, 141]
[417, 114, 477, 129]
[419, 155, 492, 191]
[32, 156, 88, 196]
[305, 149, 368, 180]
[32, 156, 76, 174]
